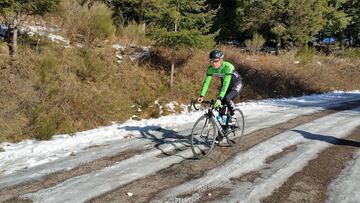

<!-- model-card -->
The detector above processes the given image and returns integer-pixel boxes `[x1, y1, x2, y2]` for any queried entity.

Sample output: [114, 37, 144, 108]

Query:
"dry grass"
[0, 42, 163, 142]
[116, 22, 151, 46]
[59, 0, 115, 45]
[223, 46, 360, 99]
[1, 40, 360, 143]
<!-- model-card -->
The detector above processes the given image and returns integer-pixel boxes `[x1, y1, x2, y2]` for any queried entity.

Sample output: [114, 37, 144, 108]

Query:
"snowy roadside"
[0, 91, 359, 178]
[154, 106, 360, 203]
[16, 91, 360, 203]
[326, 148, 360, 203]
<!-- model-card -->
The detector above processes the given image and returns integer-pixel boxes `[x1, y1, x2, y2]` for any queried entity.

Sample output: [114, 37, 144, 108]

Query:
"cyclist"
[197, 50, 242, 125]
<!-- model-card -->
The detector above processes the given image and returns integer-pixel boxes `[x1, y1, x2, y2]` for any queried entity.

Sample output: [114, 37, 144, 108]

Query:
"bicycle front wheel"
[190, 115, 217, 159]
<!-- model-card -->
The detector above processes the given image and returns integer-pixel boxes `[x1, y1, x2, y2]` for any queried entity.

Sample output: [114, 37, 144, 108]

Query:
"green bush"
[296, 45, 316, 64]
[75, 49, 104, 82]
[38, 54, 57, 84]
[117, 22, 151, 45]
[33, 112, 62, 140]
[60, 0, 115, 44]
[91, 4, 115, 40]
[26, 103, 59, 140]
[245, 33, 266, 55]
[341, 48, 360, 59]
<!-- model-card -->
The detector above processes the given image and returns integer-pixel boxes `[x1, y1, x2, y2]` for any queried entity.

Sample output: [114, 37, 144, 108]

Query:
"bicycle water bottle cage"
[222, 115, 228, 124]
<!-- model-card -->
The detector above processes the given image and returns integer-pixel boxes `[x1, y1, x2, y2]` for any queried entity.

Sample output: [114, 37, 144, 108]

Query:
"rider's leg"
[223, 91, 237, 115]
[223, 86, 241, 115]
[222, 83, 242, 126]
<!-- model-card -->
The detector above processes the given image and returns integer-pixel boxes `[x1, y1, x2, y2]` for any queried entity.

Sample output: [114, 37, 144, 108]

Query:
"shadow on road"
[293, 129, 360, 148]
[118, 125, 192, 158]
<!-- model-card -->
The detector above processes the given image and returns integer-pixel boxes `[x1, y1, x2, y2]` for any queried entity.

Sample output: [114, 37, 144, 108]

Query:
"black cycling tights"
[222, 88, 240, 116]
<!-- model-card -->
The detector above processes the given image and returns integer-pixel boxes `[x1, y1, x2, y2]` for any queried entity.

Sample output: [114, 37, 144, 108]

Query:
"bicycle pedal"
[215, 135, 223, 142]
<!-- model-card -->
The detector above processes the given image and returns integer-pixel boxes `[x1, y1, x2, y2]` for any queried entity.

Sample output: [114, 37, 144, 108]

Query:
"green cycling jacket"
[200, 61, 238, 99]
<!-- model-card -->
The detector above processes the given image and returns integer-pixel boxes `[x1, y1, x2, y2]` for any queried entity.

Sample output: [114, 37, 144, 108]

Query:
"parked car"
[322, 37, 336, 45]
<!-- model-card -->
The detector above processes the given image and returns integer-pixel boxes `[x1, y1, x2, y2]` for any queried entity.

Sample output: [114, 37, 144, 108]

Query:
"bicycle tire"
[190, 115, 217, 159]
[225, 108, 245, 146]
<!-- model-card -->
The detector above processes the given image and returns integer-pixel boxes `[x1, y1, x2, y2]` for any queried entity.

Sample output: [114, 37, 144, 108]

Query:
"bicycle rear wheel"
[190, 115, 217, 159]
[225, 108, 245, 146]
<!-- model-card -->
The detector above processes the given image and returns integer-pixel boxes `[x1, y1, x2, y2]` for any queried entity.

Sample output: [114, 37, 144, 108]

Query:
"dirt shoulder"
[89, 101, 360, 203]
[88, 109, 342, 203]
[3, 100, 360, 203]
[261, 126, 360, 203]
[0, 149, 142, 202]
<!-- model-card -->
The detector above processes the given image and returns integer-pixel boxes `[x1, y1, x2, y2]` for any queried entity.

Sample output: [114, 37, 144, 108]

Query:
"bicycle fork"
[200, 116, 213, 139]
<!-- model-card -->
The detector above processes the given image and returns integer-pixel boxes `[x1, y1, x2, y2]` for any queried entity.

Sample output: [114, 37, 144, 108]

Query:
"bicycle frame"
[190, 99, 245, 158]
[192, 100, 228, 138]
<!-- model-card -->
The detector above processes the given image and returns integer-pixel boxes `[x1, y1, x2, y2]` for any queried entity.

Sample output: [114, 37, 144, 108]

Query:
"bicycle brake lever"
[191, 100, 200, 111]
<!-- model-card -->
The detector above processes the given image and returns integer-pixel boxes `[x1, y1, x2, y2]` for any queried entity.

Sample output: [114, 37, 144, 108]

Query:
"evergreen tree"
[104, 0, 156, 26]
[243, 0, 328, 49]
[320, 0, 350, 45]
[343, 0, 360, 45]
[0, 0, 60, 60]
[147, 0, 216, 89]
[207, 0, 238, 41]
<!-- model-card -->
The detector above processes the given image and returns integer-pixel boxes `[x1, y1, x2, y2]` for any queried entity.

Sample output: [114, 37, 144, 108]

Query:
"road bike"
[190, 100, 245, 159]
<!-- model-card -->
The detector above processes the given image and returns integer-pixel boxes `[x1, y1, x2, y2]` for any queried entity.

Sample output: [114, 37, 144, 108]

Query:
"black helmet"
[209, 50, 224, 59]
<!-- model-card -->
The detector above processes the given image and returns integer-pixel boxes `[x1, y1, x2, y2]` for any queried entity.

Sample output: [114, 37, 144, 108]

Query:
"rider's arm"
[218, 63, 234, 99]
[200, 68, 213, 97]
[200, 75, 212, 97]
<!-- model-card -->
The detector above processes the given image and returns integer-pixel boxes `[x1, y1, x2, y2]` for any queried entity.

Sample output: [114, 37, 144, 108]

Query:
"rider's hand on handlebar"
[197, 96, 204, 103]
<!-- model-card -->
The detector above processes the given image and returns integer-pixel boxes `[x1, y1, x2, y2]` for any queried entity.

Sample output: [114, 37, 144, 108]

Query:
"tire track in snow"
[0, 125, 192, 201]
[153, 107, 360, 203]
[0, 149, 142, 202]
[4, 98, 360, 201]
[0, 138, 145, 190]
[20, 142, 195, 202]
[88, 110, 344, 203]
[326, 136, 360, 203]
[261, 126, 360, 203]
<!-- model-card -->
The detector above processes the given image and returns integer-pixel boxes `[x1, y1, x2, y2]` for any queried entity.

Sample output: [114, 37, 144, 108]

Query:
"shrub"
[38, 54, 57, 84]
[60, 0, 115, 44]
[26, 102, 59, 140]
[296, 45, 316, 64]
[341, 48, 360, 59]
[33, 112, 62, 140]
[116, 22, 150, 45]
[74, 49, 104, 82]
[90, 4, 115, 40]
[245, 33, 266, 55]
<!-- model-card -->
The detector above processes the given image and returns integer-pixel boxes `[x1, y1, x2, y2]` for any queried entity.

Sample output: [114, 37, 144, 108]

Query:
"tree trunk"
[170, 22, 178, 89]
[170, 54, 175, 89]
[8, 18, 18, 61]
[275, 37, 281, 56]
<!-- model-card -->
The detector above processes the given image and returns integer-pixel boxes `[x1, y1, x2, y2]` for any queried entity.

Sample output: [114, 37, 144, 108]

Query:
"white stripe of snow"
[154, 107, 360, 203]
[21, 103, 360, 202]
[1, 91, 358, 178]
[0, 112, 202, 178]
[0, 138, 144, 189]
[21, 142, 194, 202]
[326, 150, 360, 203]
[0, 92, 359, 192]
[0, 93, 354, 190]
